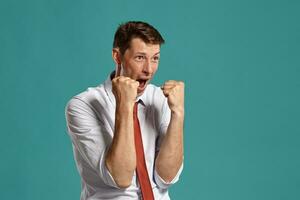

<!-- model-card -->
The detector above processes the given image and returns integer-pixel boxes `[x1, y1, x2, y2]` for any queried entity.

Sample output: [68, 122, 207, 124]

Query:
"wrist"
[116, 101, 134, 112]
[171, 107, 185, 118]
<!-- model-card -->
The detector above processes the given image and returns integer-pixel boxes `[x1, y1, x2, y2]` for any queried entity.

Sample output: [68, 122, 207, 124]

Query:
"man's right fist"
[112, 76, 139, 106]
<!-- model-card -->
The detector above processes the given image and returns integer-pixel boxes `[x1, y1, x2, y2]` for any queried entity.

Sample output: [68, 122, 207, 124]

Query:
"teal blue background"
[1, 0, 299, 199]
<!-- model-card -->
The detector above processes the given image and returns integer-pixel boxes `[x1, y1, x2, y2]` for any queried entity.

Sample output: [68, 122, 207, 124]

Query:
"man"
[65, 21, 184, 200]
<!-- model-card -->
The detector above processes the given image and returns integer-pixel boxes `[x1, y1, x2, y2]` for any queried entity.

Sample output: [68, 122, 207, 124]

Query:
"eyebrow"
[135, 52, 160, 56]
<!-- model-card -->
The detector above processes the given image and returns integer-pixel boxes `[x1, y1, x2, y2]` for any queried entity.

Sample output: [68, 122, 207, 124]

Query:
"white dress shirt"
[65, 71, 183, 200]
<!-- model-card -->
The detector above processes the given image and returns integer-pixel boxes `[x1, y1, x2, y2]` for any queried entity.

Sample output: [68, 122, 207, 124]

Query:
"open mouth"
[137, 79, 148, 88]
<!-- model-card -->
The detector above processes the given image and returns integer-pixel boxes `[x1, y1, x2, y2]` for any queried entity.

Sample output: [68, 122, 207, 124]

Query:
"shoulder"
[65, 84, 108, 113]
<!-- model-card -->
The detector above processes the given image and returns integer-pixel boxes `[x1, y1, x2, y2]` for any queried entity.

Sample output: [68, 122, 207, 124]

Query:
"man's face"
[118, 38, 160, 95]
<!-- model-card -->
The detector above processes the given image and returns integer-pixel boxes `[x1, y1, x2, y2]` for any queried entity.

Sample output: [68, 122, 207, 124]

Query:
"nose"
[142, 59, 153, 75]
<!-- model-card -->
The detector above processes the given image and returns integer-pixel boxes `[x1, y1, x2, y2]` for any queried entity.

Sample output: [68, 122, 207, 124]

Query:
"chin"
[137, 87, 146, 96]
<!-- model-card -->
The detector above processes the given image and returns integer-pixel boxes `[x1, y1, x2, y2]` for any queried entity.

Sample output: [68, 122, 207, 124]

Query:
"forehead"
[127, 38, 160, 54]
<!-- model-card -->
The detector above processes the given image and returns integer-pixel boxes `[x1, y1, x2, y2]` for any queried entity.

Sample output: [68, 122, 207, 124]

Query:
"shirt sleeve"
[154, 96, 184, 189]
[65, 97, 120, 189]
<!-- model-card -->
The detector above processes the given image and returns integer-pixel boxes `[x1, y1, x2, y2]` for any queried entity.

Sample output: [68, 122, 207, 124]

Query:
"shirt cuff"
[154, 162, 184, 189]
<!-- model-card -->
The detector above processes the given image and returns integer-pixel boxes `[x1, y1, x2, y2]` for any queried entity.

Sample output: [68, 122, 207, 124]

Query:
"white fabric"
[65, 72, 183, 200]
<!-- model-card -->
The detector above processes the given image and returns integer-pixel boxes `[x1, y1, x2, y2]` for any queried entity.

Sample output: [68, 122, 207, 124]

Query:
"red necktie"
[133, 102, 155, 200]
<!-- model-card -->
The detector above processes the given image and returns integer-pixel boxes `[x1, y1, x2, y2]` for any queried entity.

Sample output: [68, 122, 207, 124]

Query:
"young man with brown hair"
[65, 21, 184, 200]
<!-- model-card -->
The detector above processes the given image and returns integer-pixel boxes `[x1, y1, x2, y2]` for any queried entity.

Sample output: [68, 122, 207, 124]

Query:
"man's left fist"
[161, 80, 185, 114]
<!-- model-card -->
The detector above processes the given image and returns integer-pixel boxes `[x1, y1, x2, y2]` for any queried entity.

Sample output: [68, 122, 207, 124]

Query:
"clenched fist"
[161, 80, 185, 115]
[112, 76, 139, 106]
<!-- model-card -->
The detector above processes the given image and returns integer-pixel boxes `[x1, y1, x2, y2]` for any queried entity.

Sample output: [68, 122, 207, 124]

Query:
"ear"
[112, 48, 121, 65]
[112, 48, 122, 77]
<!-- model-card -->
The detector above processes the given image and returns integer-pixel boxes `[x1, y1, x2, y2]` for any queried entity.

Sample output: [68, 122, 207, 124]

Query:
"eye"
[135, 55, 145, 61]
[152, 56, 160, 63]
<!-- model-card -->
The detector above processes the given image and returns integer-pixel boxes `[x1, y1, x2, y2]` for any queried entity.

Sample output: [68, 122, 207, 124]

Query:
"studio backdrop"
[0, 0, 299, 199]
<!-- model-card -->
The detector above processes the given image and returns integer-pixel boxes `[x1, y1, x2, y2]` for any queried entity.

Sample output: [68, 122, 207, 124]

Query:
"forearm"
[106, 102, 136, 188]
[155, 110, 184, 182]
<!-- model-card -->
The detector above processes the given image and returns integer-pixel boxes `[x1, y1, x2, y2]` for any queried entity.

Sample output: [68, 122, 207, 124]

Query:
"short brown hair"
[113, 21, 165, 55]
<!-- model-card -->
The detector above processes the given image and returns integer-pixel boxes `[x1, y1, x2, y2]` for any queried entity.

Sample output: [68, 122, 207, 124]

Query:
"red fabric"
[133, 102, 155, 200]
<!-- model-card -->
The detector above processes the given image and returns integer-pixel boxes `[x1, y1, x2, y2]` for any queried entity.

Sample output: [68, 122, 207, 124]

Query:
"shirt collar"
[103, 71, 149, 107]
